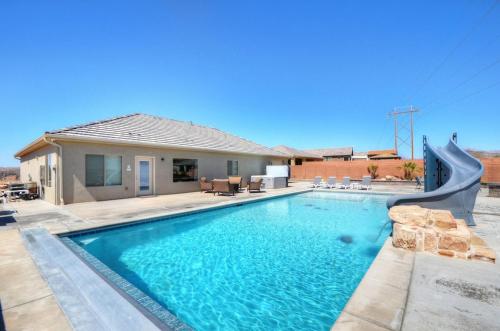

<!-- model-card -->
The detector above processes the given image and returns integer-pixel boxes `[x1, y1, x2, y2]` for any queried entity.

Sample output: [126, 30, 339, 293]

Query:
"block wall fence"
[290, 158, 500, 183]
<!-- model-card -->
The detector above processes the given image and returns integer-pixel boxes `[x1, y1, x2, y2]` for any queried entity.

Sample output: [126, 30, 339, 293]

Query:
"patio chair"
[312, 176, 322, 188]
[358, 176, 372, 190]
[415, 176, 423, 190]
[228, 176, 243, 192]
[326, 176, 336, 189]
[199, 177, 213, 192]
[212, 179, 234, 196]
[338, 176, 351, 189]
[248, 178, 263, 193]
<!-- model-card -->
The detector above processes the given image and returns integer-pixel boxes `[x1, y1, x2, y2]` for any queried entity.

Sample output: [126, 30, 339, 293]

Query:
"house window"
[105, 156, 122, 185]
[173, 159, 198, 182]
[227, 160, 238, 176]
[85, 155, 122, 187]
[40, 165, 46, 186]
[46, 154, 52, 187]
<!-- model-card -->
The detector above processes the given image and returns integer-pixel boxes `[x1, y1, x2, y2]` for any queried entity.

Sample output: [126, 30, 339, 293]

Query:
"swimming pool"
[67, 192, 390, 330]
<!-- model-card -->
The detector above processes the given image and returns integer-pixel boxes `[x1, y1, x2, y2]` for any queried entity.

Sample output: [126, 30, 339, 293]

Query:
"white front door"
[136, 157, 154, 196]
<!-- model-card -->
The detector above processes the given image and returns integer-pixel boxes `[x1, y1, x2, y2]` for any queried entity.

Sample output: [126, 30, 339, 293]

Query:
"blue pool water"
[69, 192, 390, 330]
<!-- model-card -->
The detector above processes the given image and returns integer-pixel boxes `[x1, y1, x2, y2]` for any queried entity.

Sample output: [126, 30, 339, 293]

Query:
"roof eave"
[14, 135, 50, 158]
[295, 154, 323, 159]
[46, 134, 288, 158]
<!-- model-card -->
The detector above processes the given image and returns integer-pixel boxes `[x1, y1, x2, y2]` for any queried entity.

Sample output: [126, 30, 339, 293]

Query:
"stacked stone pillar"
[389, 205, 495, 263]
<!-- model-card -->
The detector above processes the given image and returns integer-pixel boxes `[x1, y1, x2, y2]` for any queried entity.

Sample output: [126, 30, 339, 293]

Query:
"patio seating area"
[199, 176, 264, 195]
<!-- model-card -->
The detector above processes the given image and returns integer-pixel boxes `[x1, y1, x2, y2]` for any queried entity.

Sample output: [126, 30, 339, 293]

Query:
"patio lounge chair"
[248, 178, 263, 192]
[338, 176, 351, 189]
[326, 176, 336, 189]
[228, 176, 243, 192]
[212, 179, 234, 196]
[199, 177, 213, 192]
[358, 176, 372, 190]
[312, 176, 322, 188]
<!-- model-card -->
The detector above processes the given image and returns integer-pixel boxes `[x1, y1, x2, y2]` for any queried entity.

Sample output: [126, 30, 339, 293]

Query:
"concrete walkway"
[0, 229, 71, 331]
[403, 253, 500, 331]
[401, 201, 500, 331]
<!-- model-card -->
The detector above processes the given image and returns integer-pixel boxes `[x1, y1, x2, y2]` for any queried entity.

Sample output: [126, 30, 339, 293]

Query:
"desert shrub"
[401, 161, 421, 180]
[367, 164, 379, 179]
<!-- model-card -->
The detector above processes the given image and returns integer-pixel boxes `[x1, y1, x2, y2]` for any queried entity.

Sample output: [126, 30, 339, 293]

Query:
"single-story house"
[15, 114, 288, 204]
[303, 147, 354, 161]
[272, 145, 323, 165]
[367, 149, 401, 160]
[351, 152, 369, 160]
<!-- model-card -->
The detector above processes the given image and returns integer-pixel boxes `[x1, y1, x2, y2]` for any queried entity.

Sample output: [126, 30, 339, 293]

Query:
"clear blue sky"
[1, 0, 499, 166]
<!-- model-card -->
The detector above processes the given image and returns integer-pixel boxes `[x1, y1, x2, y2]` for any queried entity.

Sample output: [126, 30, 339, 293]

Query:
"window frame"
[227, 160, 239, 176]
[40, 165, 46, 187]
[172, 158, 198, 182]
[85, 154, 123, 187]
[46, 154, 52, 187]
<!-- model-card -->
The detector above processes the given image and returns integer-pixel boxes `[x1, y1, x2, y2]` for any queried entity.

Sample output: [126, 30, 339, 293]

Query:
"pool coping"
[59, 235, 191, 331]
[29, 188, 404, 331]
[331, 238, 415, 331]
[21, 227, 170, 331]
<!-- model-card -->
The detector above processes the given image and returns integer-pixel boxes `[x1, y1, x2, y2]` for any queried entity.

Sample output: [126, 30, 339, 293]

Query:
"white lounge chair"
[312, 176, 323, 188]
[326, 176, 336, 189]
[358, 176, 372, 190]
[338, 176, 351, 189]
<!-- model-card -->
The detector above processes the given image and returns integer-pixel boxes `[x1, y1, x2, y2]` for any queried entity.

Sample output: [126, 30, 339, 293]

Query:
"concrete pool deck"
[1, 182, 499, 330]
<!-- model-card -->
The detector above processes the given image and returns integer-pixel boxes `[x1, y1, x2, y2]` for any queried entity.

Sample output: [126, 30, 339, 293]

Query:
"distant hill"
[466, 149, 500, 158]
[0, 167, 20, 182]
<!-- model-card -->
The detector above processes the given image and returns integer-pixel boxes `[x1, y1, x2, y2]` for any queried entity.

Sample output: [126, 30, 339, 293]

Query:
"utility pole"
[388, 106, 419, 160]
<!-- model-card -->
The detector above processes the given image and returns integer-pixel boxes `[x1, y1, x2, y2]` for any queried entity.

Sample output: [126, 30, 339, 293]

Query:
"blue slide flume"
[387, 134, 483, 226]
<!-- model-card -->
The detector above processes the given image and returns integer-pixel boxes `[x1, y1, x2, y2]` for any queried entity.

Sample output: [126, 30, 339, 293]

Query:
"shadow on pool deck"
[402, 253, 500, 331]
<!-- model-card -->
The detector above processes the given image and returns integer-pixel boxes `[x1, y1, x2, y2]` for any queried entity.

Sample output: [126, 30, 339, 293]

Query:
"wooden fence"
[291, 158, 500, 183]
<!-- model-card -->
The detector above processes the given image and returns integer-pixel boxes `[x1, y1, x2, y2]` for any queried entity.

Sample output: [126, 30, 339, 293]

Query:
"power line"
[438, 33, 500, 84]
[431, 79, 500, 109]
[422, 56, 500, 108]
[406, 0, 499, 104]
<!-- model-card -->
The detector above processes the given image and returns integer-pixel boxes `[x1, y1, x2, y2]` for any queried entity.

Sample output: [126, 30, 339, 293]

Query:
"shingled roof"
[18, 113, 287, 157]
[303, 147, 353, 157]
[272, 145, 323, 159]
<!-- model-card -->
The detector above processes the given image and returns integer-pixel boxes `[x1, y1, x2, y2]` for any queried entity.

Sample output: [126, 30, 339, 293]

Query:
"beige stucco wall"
[60, 141, 286, 204]
[19, 145, 58, 204]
